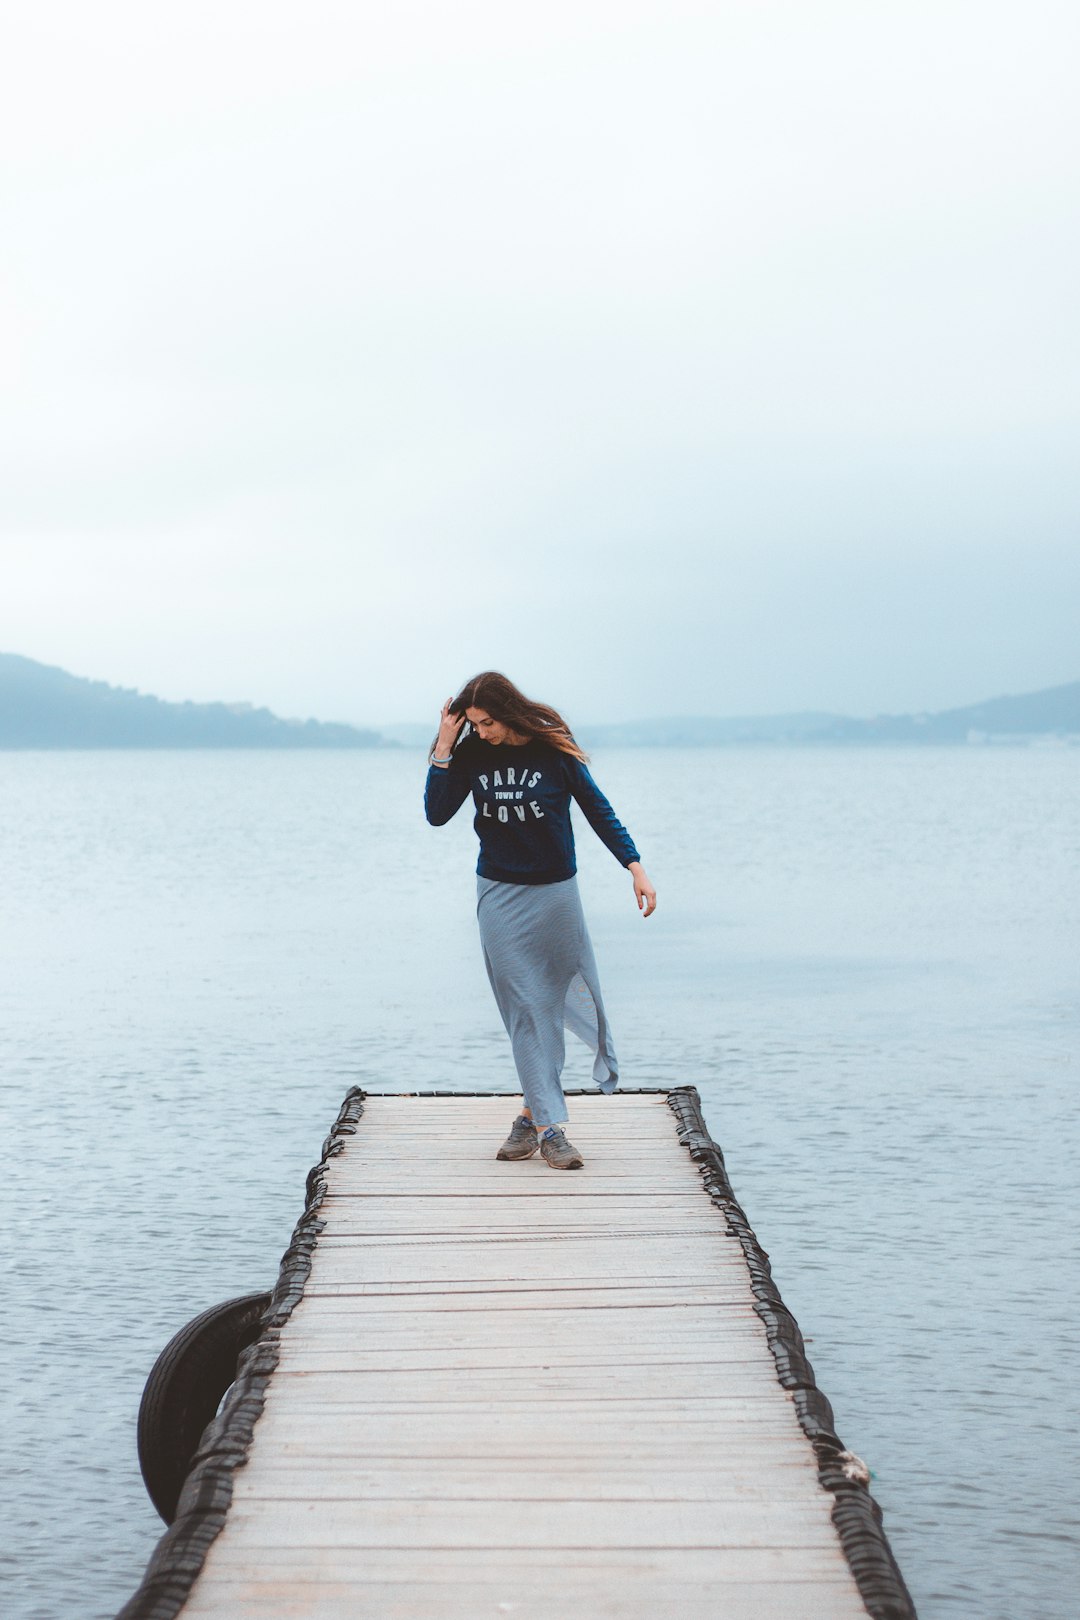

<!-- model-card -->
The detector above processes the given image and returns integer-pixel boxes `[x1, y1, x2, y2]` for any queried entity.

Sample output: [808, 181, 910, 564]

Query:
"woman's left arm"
[568, 761, 657, 917]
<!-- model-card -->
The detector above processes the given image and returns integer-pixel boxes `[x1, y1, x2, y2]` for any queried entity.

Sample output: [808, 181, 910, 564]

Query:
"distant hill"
[805, 681, 1080, 744]
[578, 681, 1080, 747]
[383, 683, 1080, 749]
[0, 653, 386, 748]
[5, 653, 1077, 749]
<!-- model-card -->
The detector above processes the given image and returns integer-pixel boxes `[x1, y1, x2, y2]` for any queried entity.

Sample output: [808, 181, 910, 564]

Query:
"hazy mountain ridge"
[579, 681, 1080, 747]
[3, 653, 1078, 748]
[0, 653, 385, 748]
[376, 686, 1080, 749]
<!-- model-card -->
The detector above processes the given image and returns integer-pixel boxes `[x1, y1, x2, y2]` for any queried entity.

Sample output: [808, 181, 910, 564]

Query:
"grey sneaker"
[496, 1114, 539, 1161]
[539, 1128, 585, 1170]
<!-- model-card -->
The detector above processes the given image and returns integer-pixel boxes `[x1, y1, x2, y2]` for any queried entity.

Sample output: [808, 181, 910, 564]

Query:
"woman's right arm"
[424, 701, 471, 826]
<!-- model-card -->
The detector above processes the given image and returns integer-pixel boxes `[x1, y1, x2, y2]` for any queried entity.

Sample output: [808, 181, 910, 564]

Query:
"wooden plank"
[251, 1443, 814, 1469]
[319, 1195, 714, 1216]
[262, 1367, 786, 1406]
[250, 1442, 814, 1470]
[321, 1186, 716, 1201]
[301, 1285, 750, 1308]
[235, 1447, 823, 1476]
[280, 1294, 768, 1322]
[250, 1408, 812, 1452]
[276, 1317, 768, 1346]
[216, 1497, 840, 1550]
[272, 1351, 774, 1376]
[284, 1318, 767, 1342]
[334, 1141, 693, 1158]
[309, 1233, 733, 1257]
[253, 1400, 805, 1430]
[308, 1262, 741, 1287]
[197, 1543, 851, 1579]
[310, 1233, 737, 1256]
[318, 1219, 727, 1239]
[231, 1463, 824, 1503]
[183, 1580, 864, 1620]
[278, 1313, 773, 1358]
[309, 1243, 741, 1285]
[285, 1301, 763, 1324]
[328, 1186, 708, 1199]
[314, 1224, 735, 1237]
[336, 1119, 688, 1133]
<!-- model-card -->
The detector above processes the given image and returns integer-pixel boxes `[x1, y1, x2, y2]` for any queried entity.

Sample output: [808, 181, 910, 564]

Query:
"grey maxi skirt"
[477, 874, 618, 1130]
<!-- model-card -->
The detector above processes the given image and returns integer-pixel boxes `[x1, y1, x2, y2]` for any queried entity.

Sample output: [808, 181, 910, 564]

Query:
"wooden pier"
[121, 1089, 915, 1620]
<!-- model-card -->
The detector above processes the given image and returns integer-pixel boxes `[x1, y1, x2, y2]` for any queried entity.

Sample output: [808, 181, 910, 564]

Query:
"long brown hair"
[444, 672, 588, 762]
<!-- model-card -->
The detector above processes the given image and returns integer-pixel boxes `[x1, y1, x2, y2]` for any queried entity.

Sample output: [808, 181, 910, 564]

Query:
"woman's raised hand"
[436, 699, 466, 756]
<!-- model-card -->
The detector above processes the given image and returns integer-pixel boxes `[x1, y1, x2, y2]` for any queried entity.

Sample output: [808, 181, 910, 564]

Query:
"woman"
[425, 672, 656, 1169]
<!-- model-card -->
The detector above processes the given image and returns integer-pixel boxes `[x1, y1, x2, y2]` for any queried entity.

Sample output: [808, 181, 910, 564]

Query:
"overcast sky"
[3, 1, 1077, 726]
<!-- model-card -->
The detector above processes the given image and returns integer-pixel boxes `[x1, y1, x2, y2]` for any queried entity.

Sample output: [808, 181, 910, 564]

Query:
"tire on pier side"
[137, 1291, 272, 1524]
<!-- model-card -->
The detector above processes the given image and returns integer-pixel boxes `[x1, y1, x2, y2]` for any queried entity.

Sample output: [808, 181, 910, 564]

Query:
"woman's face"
[466, 706, 521, 746]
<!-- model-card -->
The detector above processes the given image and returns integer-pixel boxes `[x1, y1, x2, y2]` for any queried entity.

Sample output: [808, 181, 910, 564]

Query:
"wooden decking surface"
[181, 1093, 868, 1618]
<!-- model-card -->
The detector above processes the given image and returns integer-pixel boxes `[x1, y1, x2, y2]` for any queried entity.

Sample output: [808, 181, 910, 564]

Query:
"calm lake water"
[1, 746, 1077, 1620]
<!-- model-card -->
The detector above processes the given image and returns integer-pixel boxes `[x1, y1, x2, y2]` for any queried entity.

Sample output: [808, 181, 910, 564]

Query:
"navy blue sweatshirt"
[425, 734, 640, 886]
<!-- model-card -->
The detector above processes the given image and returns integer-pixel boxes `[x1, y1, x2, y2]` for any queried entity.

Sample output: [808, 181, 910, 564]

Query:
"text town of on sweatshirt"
[479, 762, 544, 821]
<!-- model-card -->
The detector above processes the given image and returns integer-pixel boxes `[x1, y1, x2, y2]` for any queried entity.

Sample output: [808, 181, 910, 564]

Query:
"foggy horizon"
[3, 2, 1078, 728]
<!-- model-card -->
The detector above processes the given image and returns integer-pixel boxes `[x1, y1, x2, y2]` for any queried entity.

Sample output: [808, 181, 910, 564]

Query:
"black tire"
[137, 1291, 272, 1523]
